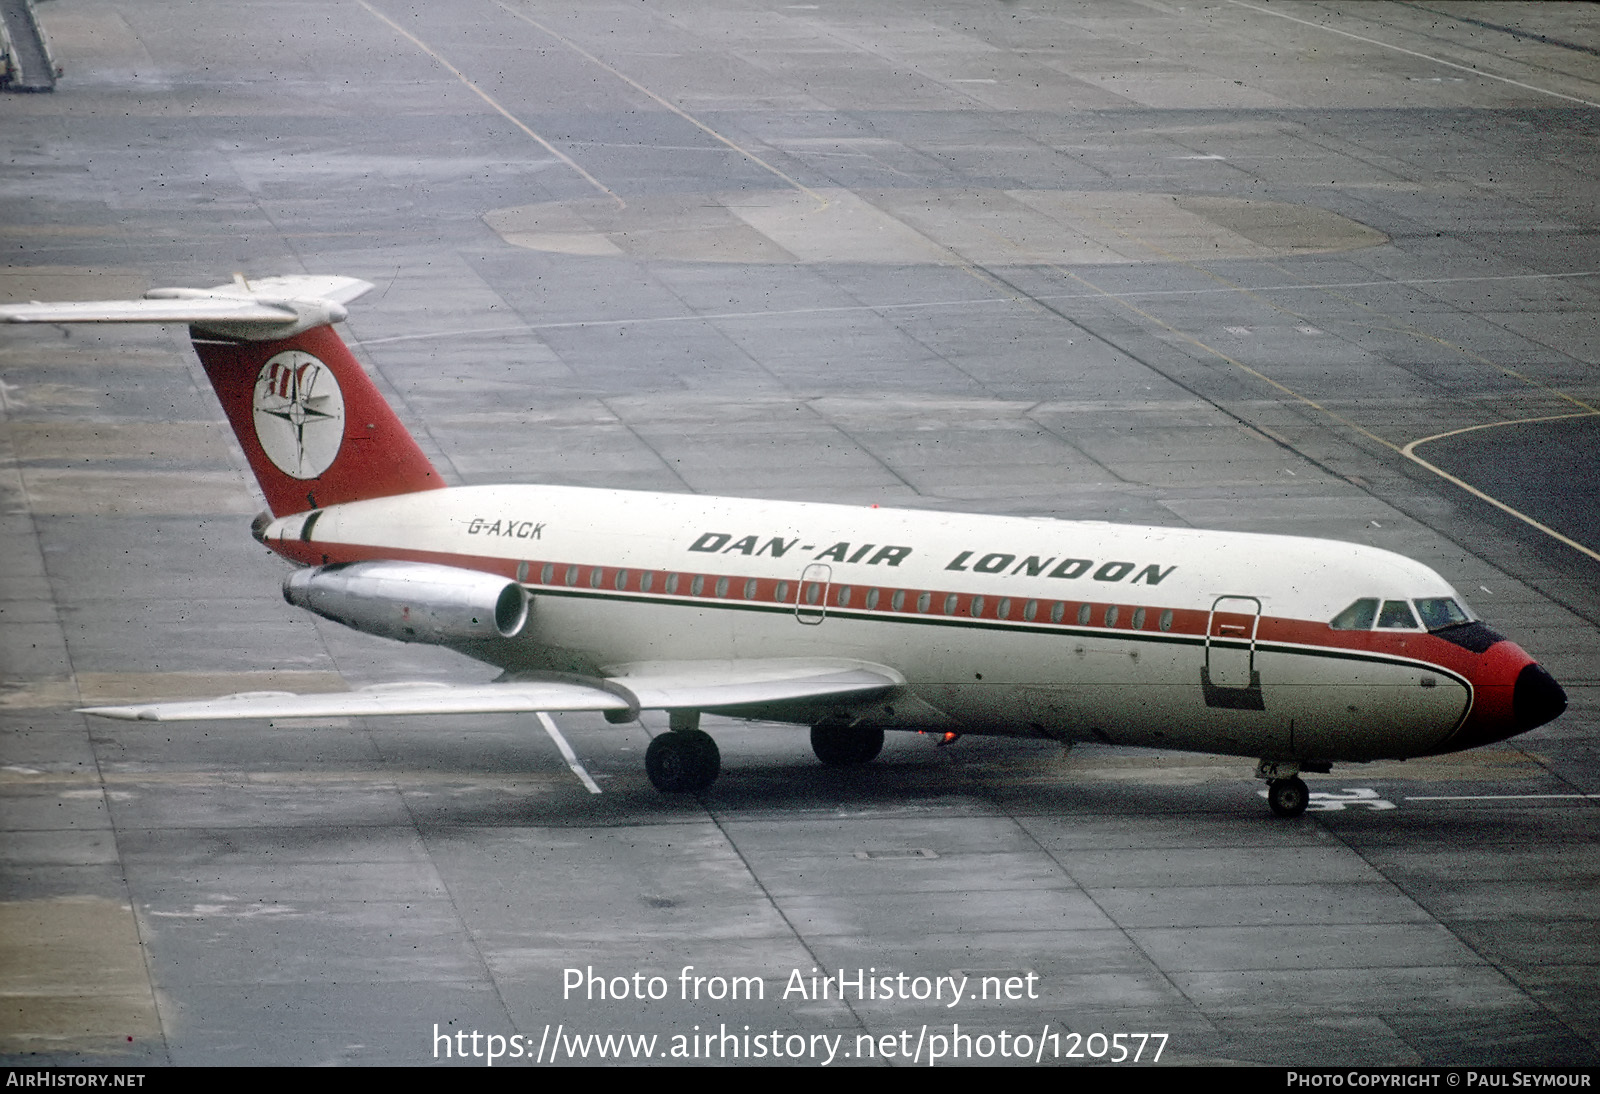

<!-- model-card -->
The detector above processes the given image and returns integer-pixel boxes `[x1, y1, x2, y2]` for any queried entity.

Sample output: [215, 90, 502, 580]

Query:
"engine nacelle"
[283, 560, 529, 644]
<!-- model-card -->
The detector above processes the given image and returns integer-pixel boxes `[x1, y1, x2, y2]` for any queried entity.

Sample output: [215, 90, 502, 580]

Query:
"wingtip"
[77, 706, 158, 721]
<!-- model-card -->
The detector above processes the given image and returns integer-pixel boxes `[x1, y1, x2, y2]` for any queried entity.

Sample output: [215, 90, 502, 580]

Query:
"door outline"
[1202, 594, 1264, 709]
[796, 563, 831, 625]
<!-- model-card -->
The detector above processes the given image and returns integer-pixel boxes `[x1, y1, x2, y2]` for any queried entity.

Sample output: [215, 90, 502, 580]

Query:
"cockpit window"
[1332, 596, 1466, 632]
[1330, 598, 1378, 630]
[1377, 600, 1419, 629]
[1414, 597, 1470, 630]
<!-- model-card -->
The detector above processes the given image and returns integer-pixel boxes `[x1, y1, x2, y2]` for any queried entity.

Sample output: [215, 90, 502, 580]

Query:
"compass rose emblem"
[252, 351, 346, 479]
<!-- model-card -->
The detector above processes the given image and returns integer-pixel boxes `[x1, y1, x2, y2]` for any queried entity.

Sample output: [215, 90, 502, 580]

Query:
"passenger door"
[1203, 595, 1264, 709]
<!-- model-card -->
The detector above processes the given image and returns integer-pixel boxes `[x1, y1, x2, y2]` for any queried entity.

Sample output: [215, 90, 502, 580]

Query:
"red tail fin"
[190, 324, 443, 516]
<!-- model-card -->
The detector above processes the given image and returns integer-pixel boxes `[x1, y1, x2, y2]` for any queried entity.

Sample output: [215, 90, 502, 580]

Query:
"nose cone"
[1428, 639, 1565, 755]
[1514, 662, 1567, 732]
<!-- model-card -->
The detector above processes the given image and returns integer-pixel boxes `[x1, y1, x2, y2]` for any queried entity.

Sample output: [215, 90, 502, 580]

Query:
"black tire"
[1267, 776, 1310, 818]
[645, 729, 720, 792]
[810, 722, 885, 766]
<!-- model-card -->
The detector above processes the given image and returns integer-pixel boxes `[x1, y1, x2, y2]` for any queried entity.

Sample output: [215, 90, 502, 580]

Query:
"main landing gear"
[642, 714, 886, 793]
[645, 712, 720, 793]
[1255, 759, 1328, 818]
[810, 718, 884, 767]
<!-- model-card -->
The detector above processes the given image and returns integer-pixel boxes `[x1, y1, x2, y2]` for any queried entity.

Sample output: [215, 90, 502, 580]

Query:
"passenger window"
[774, 580, 789, 602]
[970, 596, 984, 618]
[1022, 599, 1037, 621]
[1050, 602, 1065, 624]
[943, 593, 959, 615]
[1330, 598, 1378, 630]
[891, 589, 905, 611]
[1104, 605, 1118, 627]
[1377, 600, 1419, 629]
[1077, 603, 1091, 625]
[1159, 609, 1173, 632]
[641, 571, 653, 593]
[1132, 608, 1145, 630]
[996, 598, 1010, 619]
[1415, 597, 1469, 630]
[744, 578, 758, 599]
[866, 588, 880, 610]
[836, 585, 851, 607]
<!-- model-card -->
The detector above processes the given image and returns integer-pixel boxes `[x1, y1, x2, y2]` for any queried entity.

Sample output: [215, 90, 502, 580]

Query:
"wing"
[78, 658, 904, 722]
[77, 679, 631, 722]
[601, 657, 903, 710]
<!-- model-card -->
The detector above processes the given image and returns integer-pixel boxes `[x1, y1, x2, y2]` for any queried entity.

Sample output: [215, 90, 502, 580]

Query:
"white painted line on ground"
[355, 0, 624, 208]
[1405, 793, 1599, 801]
[1228, 0, 1600, 108]
[358, 270, 1600, 345]
[537, 712, 603, 794]
[1403, 413, 1600, 564]
[492, 0, 828, 208]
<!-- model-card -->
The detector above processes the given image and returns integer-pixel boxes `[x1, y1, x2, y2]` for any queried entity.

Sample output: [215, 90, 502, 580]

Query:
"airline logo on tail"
[253, 350, 345, 479]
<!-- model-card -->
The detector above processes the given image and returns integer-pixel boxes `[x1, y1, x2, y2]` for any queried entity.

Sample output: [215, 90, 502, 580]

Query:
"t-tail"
[0, 275, 442, 515]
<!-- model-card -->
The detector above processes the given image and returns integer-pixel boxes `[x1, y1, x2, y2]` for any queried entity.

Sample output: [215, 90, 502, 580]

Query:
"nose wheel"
[1266, 776, 1310, 818]
[1257, 759, 1321, 818]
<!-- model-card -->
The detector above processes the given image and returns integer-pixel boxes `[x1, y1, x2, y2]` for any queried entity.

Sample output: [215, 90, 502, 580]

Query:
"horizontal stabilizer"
[79, 658, 905, 722]
[0, 298, 306, 325]
[0, 276, 374, 340]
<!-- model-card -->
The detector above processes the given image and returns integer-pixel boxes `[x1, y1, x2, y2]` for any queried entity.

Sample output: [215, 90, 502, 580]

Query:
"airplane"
[0, 275, 1567, 817]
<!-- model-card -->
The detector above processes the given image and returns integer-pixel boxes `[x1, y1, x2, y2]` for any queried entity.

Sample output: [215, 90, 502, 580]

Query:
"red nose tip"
[1429, 641, 1565, 755]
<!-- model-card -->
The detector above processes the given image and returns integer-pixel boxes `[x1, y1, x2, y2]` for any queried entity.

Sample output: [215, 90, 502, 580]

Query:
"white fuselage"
[263, 484, 1497, 763]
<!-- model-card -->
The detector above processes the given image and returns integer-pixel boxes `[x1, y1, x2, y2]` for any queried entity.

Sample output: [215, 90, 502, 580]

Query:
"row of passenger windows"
[514, 561, 1176, 631]
[512, 562, 1473, 638]
[1329, 597, 1470, 632]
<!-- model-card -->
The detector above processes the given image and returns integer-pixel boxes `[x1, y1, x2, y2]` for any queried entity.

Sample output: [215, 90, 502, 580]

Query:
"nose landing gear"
[1266, 775, 1310, 818]
[1255, 759, 1326, 818]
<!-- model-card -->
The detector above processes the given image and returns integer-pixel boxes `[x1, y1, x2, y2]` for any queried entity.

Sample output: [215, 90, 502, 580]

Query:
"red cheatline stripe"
[268, 537, 1483, 672]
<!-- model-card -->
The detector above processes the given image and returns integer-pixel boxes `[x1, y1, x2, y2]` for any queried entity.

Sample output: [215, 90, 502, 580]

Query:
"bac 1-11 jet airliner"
[1, 276, 1567, 817]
